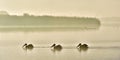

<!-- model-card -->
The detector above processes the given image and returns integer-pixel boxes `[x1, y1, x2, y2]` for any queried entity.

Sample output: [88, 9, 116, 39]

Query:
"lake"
[0, 18, 120, 60]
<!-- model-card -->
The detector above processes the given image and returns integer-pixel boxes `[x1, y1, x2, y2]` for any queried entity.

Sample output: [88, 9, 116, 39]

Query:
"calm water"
[0, 19, 120, 60]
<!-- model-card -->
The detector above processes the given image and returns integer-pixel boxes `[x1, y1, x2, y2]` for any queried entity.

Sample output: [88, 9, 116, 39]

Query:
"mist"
[0, 0, 120, 17]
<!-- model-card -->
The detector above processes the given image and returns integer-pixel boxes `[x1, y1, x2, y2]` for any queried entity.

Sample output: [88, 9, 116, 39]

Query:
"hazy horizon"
[0, 0, 120, 18]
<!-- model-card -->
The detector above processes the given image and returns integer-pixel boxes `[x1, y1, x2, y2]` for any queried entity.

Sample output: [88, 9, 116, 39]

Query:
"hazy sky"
[0, 0, 120, 17]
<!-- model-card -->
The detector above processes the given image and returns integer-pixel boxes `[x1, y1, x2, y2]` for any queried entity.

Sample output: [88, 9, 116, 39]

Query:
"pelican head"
[51, 44, 56, 47]
[77, 43, 82, 48]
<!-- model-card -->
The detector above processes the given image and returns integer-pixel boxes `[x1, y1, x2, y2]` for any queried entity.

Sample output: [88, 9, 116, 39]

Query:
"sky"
[0, 0, 120, 17]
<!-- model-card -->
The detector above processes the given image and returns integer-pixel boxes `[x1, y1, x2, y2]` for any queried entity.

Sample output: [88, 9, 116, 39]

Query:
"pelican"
[22, 43, 34, 49]
[51, 44, 62, 51]
[77, 43, 88, 49]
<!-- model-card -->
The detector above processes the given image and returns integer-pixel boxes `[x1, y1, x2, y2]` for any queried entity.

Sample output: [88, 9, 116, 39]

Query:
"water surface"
[0, 19, 120, 60]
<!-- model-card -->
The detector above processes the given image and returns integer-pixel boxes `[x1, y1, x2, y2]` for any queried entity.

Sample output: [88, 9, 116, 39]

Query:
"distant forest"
[0, 11, 101, 30]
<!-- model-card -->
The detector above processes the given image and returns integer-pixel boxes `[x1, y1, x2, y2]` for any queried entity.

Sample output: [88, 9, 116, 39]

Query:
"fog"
[0, 0, 120, 17]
